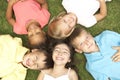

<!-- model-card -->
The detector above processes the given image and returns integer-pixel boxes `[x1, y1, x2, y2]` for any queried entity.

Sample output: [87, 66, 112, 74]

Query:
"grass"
[0, 0, 120, 80]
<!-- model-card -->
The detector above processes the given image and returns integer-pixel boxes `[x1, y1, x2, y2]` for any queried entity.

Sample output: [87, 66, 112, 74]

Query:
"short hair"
[67, 27, 87, 48]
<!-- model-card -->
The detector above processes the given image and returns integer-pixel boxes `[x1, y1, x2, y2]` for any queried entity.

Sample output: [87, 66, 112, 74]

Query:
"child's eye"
[63, 19, 67, 23]
[36, 32, 41, 35]
[63, 51, 67, 54]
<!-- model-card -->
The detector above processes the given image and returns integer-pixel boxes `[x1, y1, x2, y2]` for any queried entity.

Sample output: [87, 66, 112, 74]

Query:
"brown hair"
[67, 27, 87, 48]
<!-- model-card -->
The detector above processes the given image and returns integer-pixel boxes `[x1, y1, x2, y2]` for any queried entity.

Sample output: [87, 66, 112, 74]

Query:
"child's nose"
[58, 52, 63, 56]
[85, 40, 90, 46]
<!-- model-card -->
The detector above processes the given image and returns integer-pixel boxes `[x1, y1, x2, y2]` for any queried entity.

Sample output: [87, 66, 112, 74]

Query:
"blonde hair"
[48, 12, 69, 39]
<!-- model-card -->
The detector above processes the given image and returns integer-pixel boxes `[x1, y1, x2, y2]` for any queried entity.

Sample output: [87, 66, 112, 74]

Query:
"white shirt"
[42, 68, 71, 80]
[62, 0, 100, 27]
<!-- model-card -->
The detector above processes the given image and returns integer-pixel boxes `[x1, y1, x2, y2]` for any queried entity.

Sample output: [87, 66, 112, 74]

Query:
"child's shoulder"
[69, 68, 77, 75]
[68, 68, 78, 80]
[100, 30, 120, 38]
[41, 68, 52, 74]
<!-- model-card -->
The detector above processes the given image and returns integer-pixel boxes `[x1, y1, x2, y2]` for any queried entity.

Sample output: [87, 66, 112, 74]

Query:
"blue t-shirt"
[84, 30, 120, 80]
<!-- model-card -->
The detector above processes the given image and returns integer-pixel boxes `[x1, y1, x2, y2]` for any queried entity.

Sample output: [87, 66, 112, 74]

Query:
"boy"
[0, 34, 51, 80]
[48, 0, 111, 39]
[6, 0, 50, 47]
[68, 27, 120, 80]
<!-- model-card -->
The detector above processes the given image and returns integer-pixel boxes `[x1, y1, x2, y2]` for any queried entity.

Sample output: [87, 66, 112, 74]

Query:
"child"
[48, 0, 111, 39]
[6, 0, 50, 46]
[37, 41, 79, 80]
[0, 34, 52, 80]
[68, 27, 120, 80]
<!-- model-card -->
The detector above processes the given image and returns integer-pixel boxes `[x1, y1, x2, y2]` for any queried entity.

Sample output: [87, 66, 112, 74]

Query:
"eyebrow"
[55, 47, 70, 52]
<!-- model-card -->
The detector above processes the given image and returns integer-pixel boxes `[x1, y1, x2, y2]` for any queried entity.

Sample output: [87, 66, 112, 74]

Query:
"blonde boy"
[68, 27, 120, 80]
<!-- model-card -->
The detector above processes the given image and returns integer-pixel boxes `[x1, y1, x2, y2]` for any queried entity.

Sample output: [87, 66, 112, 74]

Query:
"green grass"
[0, 0, 120, 80]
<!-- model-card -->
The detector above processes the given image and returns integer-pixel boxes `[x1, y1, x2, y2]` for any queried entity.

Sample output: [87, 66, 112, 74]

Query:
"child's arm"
[112, 46, 120, 62]
[6, 0, 19, 26]
[94, 0, 107, 21]
[36, 0, 48, 10]
[69, 69, 78, 80]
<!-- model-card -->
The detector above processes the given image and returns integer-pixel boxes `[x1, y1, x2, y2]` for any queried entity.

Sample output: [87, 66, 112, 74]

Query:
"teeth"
[56, 57, 63, 60]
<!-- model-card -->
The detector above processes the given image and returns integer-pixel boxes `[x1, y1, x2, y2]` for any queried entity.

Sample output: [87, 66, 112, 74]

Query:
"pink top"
[13, 0, 50, 34]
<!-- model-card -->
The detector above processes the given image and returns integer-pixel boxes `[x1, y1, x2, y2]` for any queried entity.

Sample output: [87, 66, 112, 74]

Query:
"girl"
[6, 0, 50, 47]
[37, 41, 79, 80]
[48, 0, 111, 39]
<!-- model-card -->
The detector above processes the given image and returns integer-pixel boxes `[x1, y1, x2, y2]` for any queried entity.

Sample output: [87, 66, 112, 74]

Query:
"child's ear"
[75, 48, 83, 53]
[68, 59, 71, 62]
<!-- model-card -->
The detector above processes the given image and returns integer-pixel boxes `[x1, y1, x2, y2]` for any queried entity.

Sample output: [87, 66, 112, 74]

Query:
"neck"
[94, 44, 100, 52]
[51, 64, 67, 76]
[53, 64, 66, 72]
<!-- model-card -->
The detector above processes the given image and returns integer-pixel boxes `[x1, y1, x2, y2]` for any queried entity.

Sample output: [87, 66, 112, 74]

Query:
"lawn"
[0, 0, 120, 80]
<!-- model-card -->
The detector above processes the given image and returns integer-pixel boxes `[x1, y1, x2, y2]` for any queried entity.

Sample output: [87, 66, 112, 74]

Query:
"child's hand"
[97, 0, 105, 2]
[112, 46, 120, 62]
[8, 0, 20, 6]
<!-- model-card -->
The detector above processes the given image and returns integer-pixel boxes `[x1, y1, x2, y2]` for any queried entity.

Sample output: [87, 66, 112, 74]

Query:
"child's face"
[58, 13, 77, 37]
[73, 30, 97, 53]
[22, 49, 47, 70]
[27, 24, 45, 45]
[52, 43, 71, 65]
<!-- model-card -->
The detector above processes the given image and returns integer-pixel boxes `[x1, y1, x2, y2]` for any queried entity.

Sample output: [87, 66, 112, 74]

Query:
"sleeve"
[88, 69, 109, 80]
[100, 30, 120, 45]
[1, 65, 27, 80]
[77, 15, 97, 28]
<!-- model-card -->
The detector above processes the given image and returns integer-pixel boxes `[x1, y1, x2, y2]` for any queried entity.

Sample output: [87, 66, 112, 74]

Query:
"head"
[48, 12, 77, 39]
[68, 27, 96, 53]
[51, 41, 75, 68]
[26, 20, 46, 47]
[22, 49, 50, 70]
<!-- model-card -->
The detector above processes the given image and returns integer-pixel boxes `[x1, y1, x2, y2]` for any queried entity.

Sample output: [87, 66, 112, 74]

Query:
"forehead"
[55, 44, 69, 50]
[29, 34, 45, 44]
[73, 30, 88, 42]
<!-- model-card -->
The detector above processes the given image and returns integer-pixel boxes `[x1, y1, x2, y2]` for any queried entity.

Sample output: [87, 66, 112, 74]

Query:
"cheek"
[52, 54, 56, 60]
